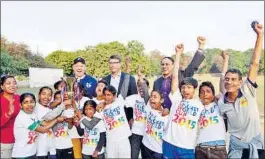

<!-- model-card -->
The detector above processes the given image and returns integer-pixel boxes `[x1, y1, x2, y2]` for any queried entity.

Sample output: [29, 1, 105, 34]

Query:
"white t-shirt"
[197, 102, 226, 144]
[163, 90, 204, 149]
[75, 96, 90, 110]
[80, 116, 106, 155]
[98, 95, 132, 142]
[34, 103, 56, 156]
[12, 111, 40, 158]
[125, 94, 147, 136]
[92, 97, 104, 105]
[142, 106, 168, 154]
[53, 113, 73, 149]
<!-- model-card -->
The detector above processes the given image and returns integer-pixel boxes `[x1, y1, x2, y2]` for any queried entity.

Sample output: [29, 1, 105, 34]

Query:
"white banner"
[29, 67, 64, 88]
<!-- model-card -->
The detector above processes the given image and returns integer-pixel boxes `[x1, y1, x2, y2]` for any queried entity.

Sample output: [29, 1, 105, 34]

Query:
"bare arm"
[248, 23, 264, 83]
[35, 116, 64, 134]
[137, 65, 150, 104]
[172, 44, 183, 93]
[125, 56, 131, 73]
[220, 51, 229, 94]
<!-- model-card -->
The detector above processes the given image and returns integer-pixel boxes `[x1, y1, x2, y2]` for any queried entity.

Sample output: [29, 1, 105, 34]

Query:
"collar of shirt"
[162, 74, 172, 80]
[224, 89, 243, 104]
[76, 74, 86, 81]
[111, 72, 122, 79]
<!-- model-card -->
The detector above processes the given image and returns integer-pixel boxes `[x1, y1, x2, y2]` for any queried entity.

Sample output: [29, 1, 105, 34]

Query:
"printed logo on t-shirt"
[199, 105, 219, 129]
[27, 131, 38, 144]
[54, 123, 68, 137]
[103, 106, 125, 130]
[240, 97, 248, 107]
[134, 100, 146, 122]
[86, 82, 91, 88]
[172, 101, 199, 129]
[82, 127, 99, 146]
[145, 111, 164, 140]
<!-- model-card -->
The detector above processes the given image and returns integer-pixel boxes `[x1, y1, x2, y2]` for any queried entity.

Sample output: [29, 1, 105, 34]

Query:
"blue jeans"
[162, 140, 195, 159]
[141, 144, 163, 159]
[129, 133, 145, 159]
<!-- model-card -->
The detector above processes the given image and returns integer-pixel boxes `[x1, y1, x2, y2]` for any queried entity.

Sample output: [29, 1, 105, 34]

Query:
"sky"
[1, 1, 264, 57]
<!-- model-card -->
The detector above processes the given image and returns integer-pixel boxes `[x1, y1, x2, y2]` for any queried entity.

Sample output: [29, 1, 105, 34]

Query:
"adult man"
[153, 36, 206, 111]
[72, 57, 97, 99]
[103, 54, 138, 122]
[218, 23, 264, 158]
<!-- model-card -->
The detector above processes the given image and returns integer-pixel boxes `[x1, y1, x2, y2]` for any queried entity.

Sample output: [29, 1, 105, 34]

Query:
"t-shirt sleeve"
[125, 94, 137, 108]
[241, 78, 258, 98]
[24, 117, 41, 131]
[169, 90, 182, 108]
[98, 120, 106, 133]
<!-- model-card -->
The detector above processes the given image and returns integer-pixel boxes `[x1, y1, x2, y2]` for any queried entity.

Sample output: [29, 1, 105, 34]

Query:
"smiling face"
[84, 105, 96, 118]
[38, 88, 52, 107]
[1, 77, 17, 94]
[96, 82, 106, 97]
[161, 58, 174, 77]
[21, 96, 36, 114]
[73, 62, 86, 78]
[224, 72, 242, 93]
[103, 90, 116, 105]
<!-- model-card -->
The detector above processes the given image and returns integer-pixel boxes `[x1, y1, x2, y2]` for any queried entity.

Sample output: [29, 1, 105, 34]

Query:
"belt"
[198, 145, 226, 150]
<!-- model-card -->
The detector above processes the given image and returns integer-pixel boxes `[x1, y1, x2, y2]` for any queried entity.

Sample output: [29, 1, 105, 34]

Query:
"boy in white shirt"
[81, 85, 132, 158]
[162, 44, 204, 159]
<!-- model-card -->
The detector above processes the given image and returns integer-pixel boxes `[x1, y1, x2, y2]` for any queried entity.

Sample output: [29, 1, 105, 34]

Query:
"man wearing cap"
[72, 57, 97, 99]
[153, 36, 206, 112]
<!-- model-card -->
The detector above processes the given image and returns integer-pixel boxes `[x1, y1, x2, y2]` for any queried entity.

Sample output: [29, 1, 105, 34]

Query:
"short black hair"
[180, 77, 198, 89]
[161, 57, 174, 64]
[54, 80, 63, 90]
[151, 89, 164, 99]
[109, 54, 122, 62]
[54, 91, 61, 99]
[20, 93, 36, 104]
[137, 78, 150, 88]
[103, 85, 117, 96]
[199, 81, 215, 96]
[39, 86, 53, 96]
[98, 79, 108, 87]
[83, 100, 97, 114]
[225, 69, 243, 80]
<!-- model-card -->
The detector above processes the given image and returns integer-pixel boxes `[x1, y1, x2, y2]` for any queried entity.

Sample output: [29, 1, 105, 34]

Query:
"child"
[162, 44, 204, 159]
[81, 85, 132, 158]
[76, 100, 106, 159]
[12, 93, 64, 159]
[34, 86, 57, 159]
[141, 90, 169, 159]
[196, 81, 227, 159]
[124, 65, 150, 159]
[92, 80, 108, 105]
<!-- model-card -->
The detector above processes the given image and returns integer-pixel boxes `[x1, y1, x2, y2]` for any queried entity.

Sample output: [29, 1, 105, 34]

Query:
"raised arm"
[137, 65, 150, 104]
[183, 36, 206, 78]
[220, 51, 229, 94]
[35, 116, 65, 134]
[172, 44, 183, 93]
[125, 56, 131, 73]
[248, 23, 264, 83]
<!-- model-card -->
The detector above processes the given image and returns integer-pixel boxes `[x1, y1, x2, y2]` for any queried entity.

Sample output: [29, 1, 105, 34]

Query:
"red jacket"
[1, 93, 20, 143]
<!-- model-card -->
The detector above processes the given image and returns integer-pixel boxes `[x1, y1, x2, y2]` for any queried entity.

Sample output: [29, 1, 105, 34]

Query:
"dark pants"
[195, 146, 227, 159]
[56, 148, 74, 159]
[129, 133, 145, 159]
[82, 153, 105, 159]
[141, 144, 163, 159]
[13, 154, 37, 159]
[37, 154, 56, 159]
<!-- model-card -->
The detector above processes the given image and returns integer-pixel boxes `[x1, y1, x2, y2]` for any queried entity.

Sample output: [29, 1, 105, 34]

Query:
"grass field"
[17, 74, 264, 135]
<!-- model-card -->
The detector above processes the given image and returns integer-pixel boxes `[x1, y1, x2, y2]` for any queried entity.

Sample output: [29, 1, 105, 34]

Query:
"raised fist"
[197, 36, 206, 45]
[221, 51, 229, 60]
[175, 43, 184, 54]
[254, 23, 264, 35]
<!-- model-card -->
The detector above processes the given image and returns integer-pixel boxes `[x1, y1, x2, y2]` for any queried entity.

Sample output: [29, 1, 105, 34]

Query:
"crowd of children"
[1, 22, 264, 159]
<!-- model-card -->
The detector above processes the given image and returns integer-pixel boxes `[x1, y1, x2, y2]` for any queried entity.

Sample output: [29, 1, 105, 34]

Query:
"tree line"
[1, 36, 264, 77]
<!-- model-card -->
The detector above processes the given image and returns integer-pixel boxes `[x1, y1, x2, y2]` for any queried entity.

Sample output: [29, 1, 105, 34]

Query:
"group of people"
[1, 23, 264, 159]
